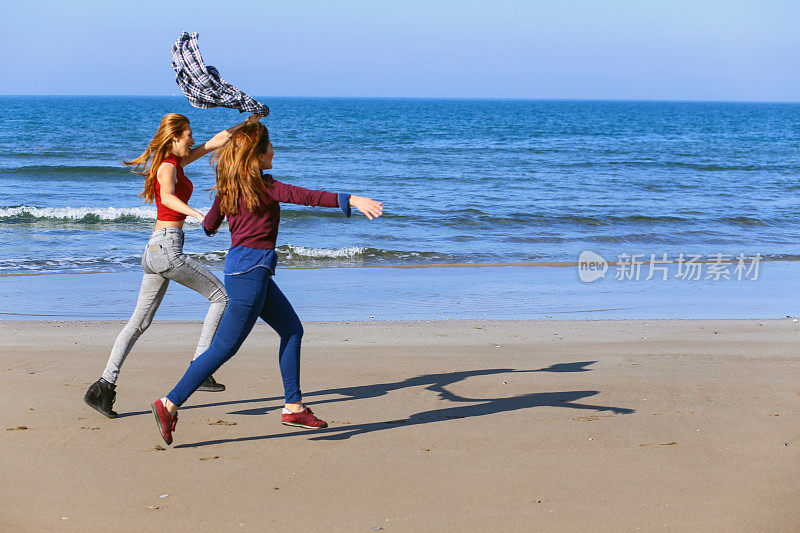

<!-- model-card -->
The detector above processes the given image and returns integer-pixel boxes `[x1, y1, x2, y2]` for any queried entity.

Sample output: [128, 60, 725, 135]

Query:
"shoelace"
[304, 409, 323, 425]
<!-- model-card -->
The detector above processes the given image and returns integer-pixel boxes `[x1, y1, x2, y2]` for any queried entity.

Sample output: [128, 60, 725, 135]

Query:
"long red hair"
[124, 113, 190, 203]
[211, 122, 270, 215]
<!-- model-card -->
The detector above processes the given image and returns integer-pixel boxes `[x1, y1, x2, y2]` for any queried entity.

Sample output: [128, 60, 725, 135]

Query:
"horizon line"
[0, 95, 799, 105]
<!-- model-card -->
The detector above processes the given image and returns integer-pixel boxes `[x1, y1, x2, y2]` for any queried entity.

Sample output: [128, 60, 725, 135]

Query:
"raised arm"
[157, 163, 204, 221]
[181, 114, 263, 166]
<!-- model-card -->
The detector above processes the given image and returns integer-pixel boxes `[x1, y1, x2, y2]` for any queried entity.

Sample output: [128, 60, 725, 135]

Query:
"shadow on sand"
[160, 360, 634, 449]
[118, 360, 599, 418]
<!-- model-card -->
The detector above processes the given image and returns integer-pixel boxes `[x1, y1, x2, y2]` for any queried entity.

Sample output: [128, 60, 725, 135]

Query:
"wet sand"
[3, 262, 799, 322]
[1, 319, 798, 531]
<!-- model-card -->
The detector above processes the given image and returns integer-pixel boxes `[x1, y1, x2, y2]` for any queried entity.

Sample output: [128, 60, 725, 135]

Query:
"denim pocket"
[145, 243, 173, 274]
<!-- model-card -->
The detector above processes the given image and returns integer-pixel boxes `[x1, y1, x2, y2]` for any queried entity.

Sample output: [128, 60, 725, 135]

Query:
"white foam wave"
[0, 205, 210, 224]
[283, 245, 366, 259]
[188, 250, 228, 262]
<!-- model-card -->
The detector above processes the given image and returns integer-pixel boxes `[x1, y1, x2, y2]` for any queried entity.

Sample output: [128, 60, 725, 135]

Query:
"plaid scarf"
[171, 32, 269, 116]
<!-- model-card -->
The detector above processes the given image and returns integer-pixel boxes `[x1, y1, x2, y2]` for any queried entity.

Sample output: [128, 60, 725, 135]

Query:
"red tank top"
[154, 155, 193, 221]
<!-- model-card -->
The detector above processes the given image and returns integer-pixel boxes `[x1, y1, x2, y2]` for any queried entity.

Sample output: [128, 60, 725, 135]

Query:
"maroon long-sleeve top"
[203, 174, 349, 249]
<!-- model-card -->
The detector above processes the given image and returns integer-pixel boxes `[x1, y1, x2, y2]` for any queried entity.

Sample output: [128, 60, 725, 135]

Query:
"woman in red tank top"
[84, 112, 263, 419]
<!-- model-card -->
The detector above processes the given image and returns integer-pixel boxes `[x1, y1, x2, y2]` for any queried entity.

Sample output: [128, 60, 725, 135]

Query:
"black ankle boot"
[197, 375, 226, 392]
[83, 378, 118, 418]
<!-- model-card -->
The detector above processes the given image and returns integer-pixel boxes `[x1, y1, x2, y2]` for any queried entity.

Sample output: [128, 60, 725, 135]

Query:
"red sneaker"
[151, 400, 178, 445]
[281, 407, 328, 429]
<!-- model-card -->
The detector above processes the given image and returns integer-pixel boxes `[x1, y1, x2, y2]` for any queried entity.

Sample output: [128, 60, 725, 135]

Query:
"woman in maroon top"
[150, 122, 382, 445]
[84, 112, 262, 419]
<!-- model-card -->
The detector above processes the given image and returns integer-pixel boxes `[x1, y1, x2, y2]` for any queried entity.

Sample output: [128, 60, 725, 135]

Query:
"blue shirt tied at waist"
[225, 246, 278, 276]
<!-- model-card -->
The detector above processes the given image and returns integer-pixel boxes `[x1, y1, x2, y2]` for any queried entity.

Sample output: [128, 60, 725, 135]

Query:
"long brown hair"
[211, 122, 270, 215]
[124, 113, 190, 203]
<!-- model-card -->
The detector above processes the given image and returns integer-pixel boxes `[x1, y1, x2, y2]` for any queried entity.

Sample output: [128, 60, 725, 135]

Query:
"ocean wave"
[0, 204, 399, 226]
[0, 255, 144, 274]
[3, 245, 799, 275]
[555, 160, 796, 172]
[186, 250, 228, 264]
[0, 244, 456, 274]
[0, 205, 155, 223]
[190, 245, 453, 265]
[0, 165, 135, 180]
[277, 244, 453, 264]
[1, 204, 785, 231]
[433, 211, 789, 228]
[281, 244, 366, 259]
[278, 209, 353, 221]
[438, 212, 693, 227]
[717, 216, 767, 226]
[0, 205, 203, 225]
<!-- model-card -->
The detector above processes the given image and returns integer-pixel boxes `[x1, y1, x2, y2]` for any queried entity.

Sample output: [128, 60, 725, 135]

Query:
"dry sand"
[1, 319, 798, 531]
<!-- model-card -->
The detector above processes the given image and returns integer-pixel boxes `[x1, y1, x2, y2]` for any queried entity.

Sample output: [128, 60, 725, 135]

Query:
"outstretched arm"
[270, 179, 383, 220]
[181, 114, 264, 166]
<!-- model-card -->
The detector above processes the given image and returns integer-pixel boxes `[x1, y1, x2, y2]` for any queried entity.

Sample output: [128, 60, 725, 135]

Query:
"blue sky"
[1, 1, 798, 101]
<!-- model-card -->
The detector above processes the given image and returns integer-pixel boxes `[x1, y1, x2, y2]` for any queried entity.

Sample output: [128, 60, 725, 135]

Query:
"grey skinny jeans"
[101, 227, 228, 384]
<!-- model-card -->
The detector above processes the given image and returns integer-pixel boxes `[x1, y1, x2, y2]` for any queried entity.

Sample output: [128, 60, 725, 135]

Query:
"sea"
[1, 96, 799, 320]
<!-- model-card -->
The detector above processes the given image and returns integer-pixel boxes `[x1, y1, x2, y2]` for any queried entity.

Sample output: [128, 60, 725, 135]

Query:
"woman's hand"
[349, 195, 383, 220]
[183, 114, 265, 165]
[191, 210, 205, 222]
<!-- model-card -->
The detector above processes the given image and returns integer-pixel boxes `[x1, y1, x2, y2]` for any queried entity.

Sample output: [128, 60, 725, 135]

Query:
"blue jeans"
[166, 267, 303, 407]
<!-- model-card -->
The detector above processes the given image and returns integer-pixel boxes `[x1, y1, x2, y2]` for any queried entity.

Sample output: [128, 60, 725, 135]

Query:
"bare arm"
[157, 163, 204, 221]
[181, 114, 264, 166]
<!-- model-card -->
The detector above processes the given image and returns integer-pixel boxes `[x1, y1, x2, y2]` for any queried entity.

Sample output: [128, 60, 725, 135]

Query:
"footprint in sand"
[206, 419, 237, 426]
[573, 415, 615, 422]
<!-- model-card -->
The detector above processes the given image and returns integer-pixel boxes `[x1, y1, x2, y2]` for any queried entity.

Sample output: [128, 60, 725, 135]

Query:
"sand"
[1, 319, 798, 531]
